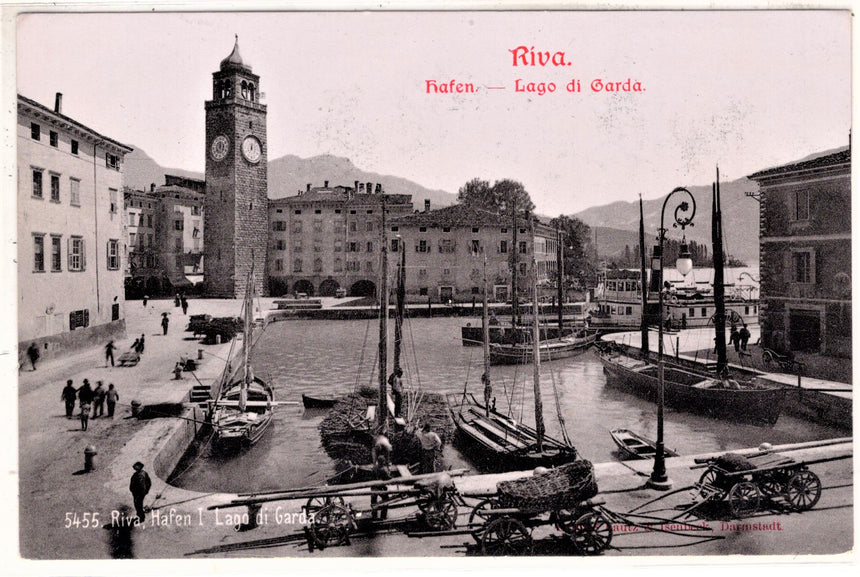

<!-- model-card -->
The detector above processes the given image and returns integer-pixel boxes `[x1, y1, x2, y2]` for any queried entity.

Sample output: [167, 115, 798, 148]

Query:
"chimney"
[375, 183, 382, 194]
[424, 199, 431, 213]
[150, 183, 156, 192]
[354, 180, 359, 193]
[366, 182, 372, 194]
[324, 180, 329, 188]
[54, 92, 63, 114]
[306, 183, 311, 192]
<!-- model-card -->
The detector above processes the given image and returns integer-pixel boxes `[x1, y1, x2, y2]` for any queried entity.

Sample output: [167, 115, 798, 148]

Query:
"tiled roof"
[390, 203, 524, 228]
[748, 147, 850, 180]
[272, 191, 412, 206]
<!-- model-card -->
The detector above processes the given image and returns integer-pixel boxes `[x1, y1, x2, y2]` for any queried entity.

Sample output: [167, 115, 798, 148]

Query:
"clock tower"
[204, 36, 268, 298]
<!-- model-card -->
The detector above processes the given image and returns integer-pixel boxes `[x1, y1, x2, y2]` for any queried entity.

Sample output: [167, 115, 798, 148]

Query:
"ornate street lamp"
[648, 187, 696, 491]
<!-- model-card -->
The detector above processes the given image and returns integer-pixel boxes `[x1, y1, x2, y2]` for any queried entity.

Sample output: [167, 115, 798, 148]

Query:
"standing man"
[370, 434, 393, 520]
[181, 296, 189, 315]
[388, 368, 404, 418]
[416, 423, 442, 474]
[105, 340, 116, 367]
[61, 380, 77, 419]
[26, 342, 40, 371]
[729, 326, 741, 353]
[92, 381, 106, 419]
[739, 323, 751, 352]
[142, 295, 148, 307]
[161, 314, 170, 336]
[136, 334, 146, 354]
[106, 384, 119, 418]
[129, 462, 152, 523]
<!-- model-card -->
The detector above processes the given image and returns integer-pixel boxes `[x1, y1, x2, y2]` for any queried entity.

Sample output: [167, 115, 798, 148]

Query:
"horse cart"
[689, 451, 822, 518]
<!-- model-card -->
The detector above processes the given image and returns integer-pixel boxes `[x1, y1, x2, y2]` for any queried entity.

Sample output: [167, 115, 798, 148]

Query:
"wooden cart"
[692, 452, 822, 518]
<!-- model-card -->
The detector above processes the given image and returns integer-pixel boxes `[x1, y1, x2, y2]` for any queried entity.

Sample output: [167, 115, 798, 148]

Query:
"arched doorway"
[350, 280, 376, 297]
[293, 279, 315, 296]
[318, 278, 340, 297]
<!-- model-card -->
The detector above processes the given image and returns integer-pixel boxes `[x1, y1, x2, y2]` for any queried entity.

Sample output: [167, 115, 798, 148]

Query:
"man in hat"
[129, 462, 152, 522]
[416, 423, 442, 474]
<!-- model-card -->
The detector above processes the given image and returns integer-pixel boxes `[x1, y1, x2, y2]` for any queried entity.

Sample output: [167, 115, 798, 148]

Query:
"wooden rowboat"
[610, 428, 679, 460]
[302, 394, 338, 409]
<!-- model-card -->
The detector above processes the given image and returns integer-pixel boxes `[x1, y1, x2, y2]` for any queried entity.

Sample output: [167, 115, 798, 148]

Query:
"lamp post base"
[647, 475, 674, 491]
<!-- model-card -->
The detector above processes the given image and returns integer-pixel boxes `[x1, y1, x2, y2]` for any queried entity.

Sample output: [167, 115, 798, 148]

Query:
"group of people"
[174, 293, 190, 315]
[62, 379, 120, 430]
[729, 323, 752, 353]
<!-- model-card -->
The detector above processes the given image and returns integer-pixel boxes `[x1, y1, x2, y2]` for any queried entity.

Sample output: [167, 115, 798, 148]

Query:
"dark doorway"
[350, 280, 376, 297]
[318, 278, 340, 297]
[789, 309, 821, 352]
[293, 279, 315, 296]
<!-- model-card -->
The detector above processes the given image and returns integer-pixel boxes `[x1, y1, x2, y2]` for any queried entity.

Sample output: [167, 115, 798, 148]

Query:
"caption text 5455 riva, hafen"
[425, 46, 644, 95]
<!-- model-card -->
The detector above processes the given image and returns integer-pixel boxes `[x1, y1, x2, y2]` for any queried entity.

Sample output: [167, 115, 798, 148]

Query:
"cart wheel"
[755, 473, 784, 498]
[570, 510, 613, 555]
[762, 350, 774, 366]
[728, 482, 760, 518]
[698, 468, 726, 499]
[308, 502, 353, 549]
[480, 516, 532, 556]
[418, 491, 459, 531]
[551, 507, 580, 534]
[784, 470, 821, 511]
[304, 495, 345, 516]
[468, 498, 499, 526]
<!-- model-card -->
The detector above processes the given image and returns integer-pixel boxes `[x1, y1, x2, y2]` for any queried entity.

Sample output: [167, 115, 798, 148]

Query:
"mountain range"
[124, 146, 769, 264]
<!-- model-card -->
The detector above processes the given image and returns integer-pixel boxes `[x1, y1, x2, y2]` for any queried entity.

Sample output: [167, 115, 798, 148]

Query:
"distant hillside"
[267, 154, 457, 209]
[123, 147, 204, 191]
[122, 146, 458, 210]
[574, 177, 760, 264]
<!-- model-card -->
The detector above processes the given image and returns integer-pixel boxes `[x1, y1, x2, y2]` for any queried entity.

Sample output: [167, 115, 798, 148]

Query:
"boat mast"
[394, 243, 405, 375]
[239, 257, 254, 412]
[639, 195, 650, 357]
[378, 194, 389, 432]
[556, 225, 564, 334]
[713, 169, 728, 374]
[530, 216, 545, 452]
[511, 193, 519, 329]
[482, 256, 491, 416]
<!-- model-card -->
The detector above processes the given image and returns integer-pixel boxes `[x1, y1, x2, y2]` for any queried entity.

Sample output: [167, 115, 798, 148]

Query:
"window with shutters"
[32, 169, 43, 199]
[51, 236, 62, 272]
[70, 178, 80, 206]
[107, 239, 120, 270]
[50, 174, 61, 202]
[33, 234, 45, 272]
[793, 250, 814, 284]
[69, 237, 85, 271]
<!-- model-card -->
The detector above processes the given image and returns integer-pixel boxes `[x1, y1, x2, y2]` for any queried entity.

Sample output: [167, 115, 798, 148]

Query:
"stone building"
[204, 37, 268, 298]
[267, 184, 559, 302]
[748, 145, 851, 377]
[124, 178, 205, 297]
[267, 181, 413, 297]
[389, 203, 559, 303]
[17, 93, 132, 360]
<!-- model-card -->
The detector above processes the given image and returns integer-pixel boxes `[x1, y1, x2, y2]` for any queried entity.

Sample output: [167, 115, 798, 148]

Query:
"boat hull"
[212, 376, 275, 446]
[597, 347, 785, 425]
[488, 333, 597, 365]
[301, 394, 338, 409]
[609, 428, 678, 460]
[446, 393, 578, 472]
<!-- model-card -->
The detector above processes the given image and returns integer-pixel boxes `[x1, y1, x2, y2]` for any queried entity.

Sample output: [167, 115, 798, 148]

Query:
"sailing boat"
[596, 175, 786, 425]
[448, 250, 578, 472]
[488, 225, 596, 365]
[210, 267, 275, 446]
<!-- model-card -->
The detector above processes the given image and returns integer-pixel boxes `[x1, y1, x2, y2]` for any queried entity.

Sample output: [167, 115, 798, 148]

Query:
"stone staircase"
[189, 382, 212, 404]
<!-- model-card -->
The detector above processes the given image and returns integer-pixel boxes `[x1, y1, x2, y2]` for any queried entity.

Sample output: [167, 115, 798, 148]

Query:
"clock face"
[242, 136, 262, 163]
[210, 135, 229, 161]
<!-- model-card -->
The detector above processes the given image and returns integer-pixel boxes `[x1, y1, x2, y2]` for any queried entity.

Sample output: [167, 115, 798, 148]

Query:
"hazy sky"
[15, 10, 851, 215]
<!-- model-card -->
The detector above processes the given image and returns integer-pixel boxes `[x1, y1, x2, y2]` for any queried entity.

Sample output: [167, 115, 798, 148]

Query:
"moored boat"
[210, 266, 275, 447]
[447, 393, 578, 471]
[610, 428, 679, 460]
[301, 394, 338, 409]
[488, 330, 596, 365]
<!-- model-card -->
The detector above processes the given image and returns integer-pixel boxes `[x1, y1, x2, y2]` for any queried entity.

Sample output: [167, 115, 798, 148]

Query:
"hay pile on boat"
[319, 391, 454, 467]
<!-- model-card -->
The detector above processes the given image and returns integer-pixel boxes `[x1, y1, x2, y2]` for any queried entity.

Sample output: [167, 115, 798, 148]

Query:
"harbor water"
[172, 315, 844, 494]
